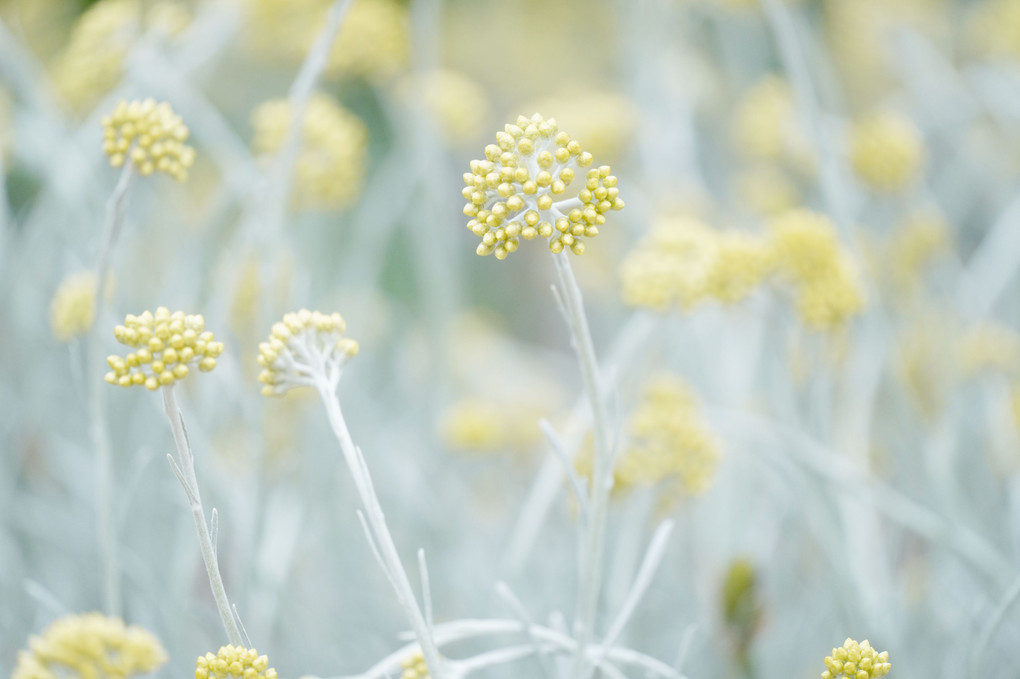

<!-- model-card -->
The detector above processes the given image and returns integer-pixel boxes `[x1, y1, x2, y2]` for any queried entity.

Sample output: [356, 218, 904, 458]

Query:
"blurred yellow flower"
[51, 271, 97, 342]
[105, 307, 223, 390]
[244, 0, 409, 80]
[849, 112, 925, 193]
[50, 0, 191, 113]
[732, 77, 812, 171]
[960, 324, 1020, 377]
[734, 165, 800, 217]
[399, 70, 491, 146]
[767, 209, 864, 330]
[251, 94, 368, 211]
[12, 613, 166, 679]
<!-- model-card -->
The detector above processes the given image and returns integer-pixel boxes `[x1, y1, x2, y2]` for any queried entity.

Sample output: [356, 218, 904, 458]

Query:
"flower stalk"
[162, 384, 243, 645]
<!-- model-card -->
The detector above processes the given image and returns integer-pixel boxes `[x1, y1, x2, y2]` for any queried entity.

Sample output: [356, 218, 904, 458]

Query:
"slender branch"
[970, 574, 1020, 679]
[161, 385, 243, 645]
[315, 382, 446, 679]
[550, 251, 614, 679]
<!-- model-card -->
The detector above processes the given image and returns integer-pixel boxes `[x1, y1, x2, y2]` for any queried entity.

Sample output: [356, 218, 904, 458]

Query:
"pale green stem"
[315, 381, 446, 679]
[550, 251, 614, 679]
[162, 384, 243, 645]
[90, 161, 134, 617]
[970, 574, 1020, 679]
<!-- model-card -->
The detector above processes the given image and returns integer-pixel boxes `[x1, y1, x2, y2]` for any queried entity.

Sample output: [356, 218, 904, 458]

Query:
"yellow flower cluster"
[463, 113, 624, 259]
[849, 113, 924, 193]
[767, 210, 864, 330]
[12, 613, 167, 679]
[105, 308, 223, 390]
[732, 77, 811, 170]
[50, 0, 191, 113]
[102, 99, 195, 180]
[620, 216, 766, 311]
[619, 376, 720, 495]
[821, 638, 891, 679]
[251, 94, 368, 210]
[244, 0, 408, 80]
[51, 271, 97, 342]
[439, 399, 545, 454]
[257, 310, 360, 396]
[400, 651, 429, 679]
[195, 646, 278, 679]
[884, 211, 948, 294]
[519, 91, 638, 161]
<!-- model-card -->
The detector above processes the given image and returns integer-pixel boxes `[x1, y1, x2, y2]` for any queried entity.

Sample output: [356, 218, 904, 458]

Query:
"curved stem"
[162, 385, 243, 645]
[315, 382, 446, 679]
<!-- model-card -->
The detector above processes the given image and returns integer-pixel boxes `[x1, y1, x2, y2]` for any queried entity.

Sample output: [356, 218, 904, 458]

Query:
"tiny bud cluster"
[102, 98, 195, 180]
[400, 651, 429, 679]
[195, 646, 277, 679]
[463, 113, 624, 259]
[822, 638, 890, 679]
[258, 309, 359, 396]
[105, 307, 223, 390]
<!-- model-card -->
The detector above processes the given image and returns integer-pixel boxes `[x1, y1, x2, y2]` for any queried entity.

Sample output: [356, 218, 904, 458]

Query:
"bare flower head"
[849, 112, 925, 193]
[258, 309, 359, 396]
[822, 638, 891, 679]
[13, 613, 167, 679]
[195, 646, 278, 679]
[105, 307, 223, 390]
[463, 113, 624, 259]
[101, 98, 195, 180]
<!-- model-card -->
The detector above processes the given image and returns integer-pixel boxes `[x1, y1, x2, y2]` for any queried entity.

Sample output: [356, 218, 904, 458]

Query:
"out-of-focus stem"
[550, 251, 613, 679]
[162, 385, 243, 645]
[90, 161, 133, 617]
[315, 382, 446, 679]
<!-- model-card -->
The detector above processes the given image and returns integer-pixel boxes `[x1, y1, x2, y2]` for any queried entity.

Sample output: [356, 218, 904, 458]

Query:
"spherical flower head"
[13, 612, 167, 679]
[104, 307, 223, 390]
[51, 271, 97, 342]
[251, 94, 367, 211]
[400, 651, 429, 679]
[195, 645, 278, 679]
[732, 77, 800, 163]
[706, 233, 768, 304]
[463, 113, 624, 259]
[821, 638, 890, 679]
[101, 98, 195, 180]
[849, 112, 924, 193]
[257, 309, 359, 396]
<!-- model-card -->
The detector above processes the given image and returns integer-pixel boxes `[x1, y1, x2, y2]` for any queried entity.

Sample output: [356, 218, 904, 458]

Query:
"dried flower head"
[849, 112, 924, 193]
[463, 113, 624, 259]
[821, 638, 890, 679]
[251, 94, 367, 210]
[257, 309, 359, 396]
[195, 646, 278, 679]
[105, 307, 223, 390]
[101, 98, 195, 180]
[12, 613, 167, 679]
[51, 271, 97, 342]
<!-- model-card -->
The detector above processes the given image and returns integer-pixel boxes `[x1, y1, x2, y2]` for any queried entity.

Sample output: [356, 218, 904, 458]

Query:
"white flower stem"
[90, 161, 134, 617]
[315, 382, 446, 679]
[161, 384, 243, 645]
[550, 251, 614, 679]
